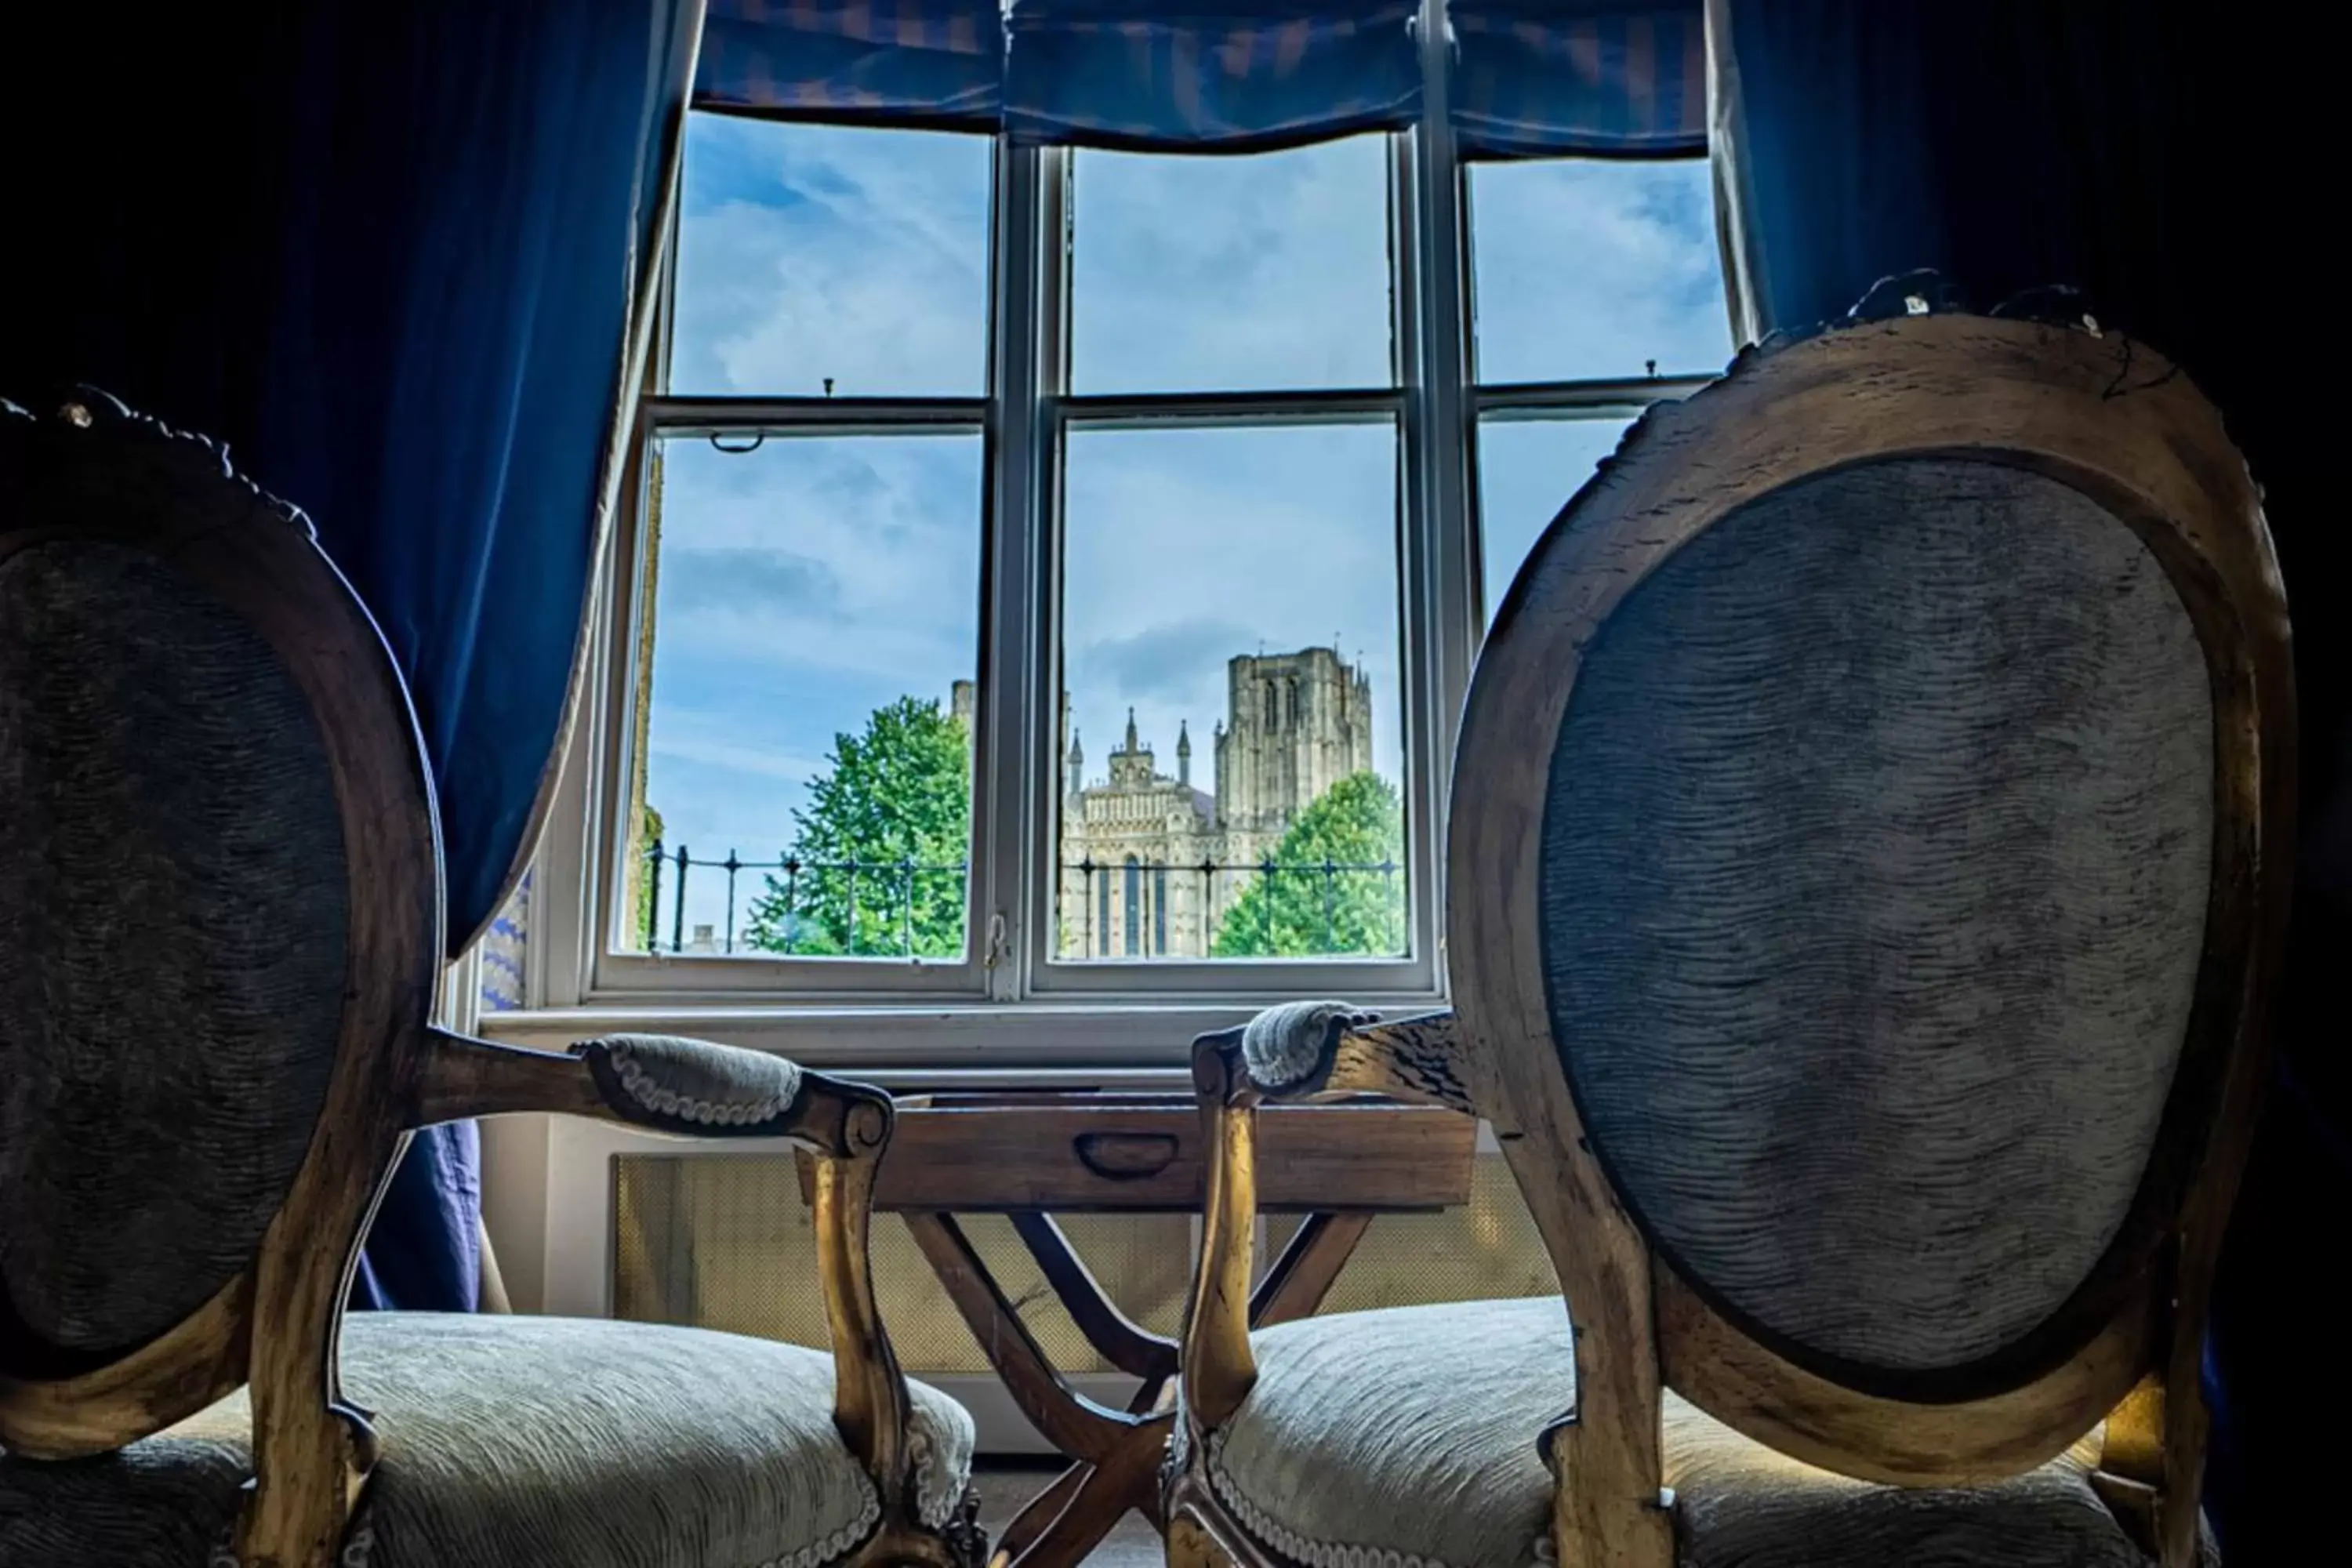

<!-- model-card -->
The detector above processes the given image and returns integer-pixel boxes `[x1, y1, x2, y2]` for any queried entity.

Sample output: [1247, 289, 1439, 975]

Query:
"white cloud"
[652, 726, 829, 789]
[1468, 158, 1732, 382]
[672, 120, 992, 395]
[1070, 138, 1394, 391]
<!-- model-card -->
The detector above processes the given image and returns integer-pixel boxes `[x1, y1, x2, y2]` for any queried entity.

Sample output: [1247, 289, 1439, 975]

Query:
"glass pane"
[1069, 137, 1394, 393]
[1468, 158, 1730, 385]
[670, 115, 992, 396]
[1056, 424, 1406, 961]
[629, 434, 983, 959]
[1477, 416, 1635, 628]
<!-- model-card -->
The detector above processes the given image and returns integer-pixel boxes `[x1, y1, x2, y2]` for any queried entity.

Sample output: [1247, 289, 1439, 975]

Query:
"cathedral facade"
[1058, 645, 1375, 959]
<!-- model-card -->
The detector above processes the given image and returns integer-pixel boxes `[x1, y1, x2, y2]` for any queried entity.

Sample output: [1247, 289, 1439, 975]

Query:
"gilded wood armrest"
[1179, 1006, 1472, 1432]
[412, 1029, 919, 1504]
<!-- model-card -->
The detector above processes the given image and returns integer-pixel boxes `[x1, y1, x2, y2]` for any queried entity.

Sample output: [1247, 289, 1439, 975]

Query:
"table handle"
[1073, 1131, 1180, 1181]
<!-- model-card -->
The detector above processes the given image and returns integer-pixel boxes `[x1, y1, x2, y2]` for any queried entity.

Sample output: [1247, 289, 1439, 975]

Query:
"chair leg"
[1543, 1416, 1676, 1568]
[234, 1399, 376, 1568]
[235, 1194, 379, 1566]
[942, 1484, 990, 1568]
[1167, 1512, 1226, 1568]
[2092, 1370, 2209, 1567]
[2154, 1380, 2211, 1568]
[1167, 1504, 1254, 1568]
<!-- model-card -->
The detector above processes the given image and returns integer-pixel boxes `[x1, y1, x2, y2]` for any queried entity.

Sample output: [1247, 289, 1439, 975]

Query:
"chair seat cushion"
[1195, 1297, 2193, 1568]
[0, 1312, 975, 1567]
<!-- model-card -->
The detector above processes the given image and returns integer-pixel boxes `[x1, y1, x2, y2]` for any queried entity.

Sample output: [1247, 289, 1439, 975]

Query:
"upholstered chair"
[1163, 313, 2290, 1568]
[0, 396, 983, 1568]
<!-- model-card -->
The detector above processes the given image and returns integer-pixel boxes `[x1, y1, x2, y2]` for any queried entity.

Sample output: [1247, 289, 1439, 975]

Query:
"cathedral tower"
[1210, 646, 1374, 836]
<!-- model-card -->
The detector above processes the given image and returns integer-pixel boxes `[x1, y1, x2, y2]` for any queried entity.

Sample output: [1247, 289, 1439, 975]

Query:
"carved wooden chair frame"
[1164, 315, 2292, 1568]
[0, 397, 980, 1568]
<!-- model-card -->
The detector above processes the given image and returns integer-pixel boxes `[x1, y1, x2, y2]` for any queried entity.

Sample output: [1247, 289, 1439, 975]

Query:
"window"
[620, 118, 992, 983]
[548, 43, 1728, 1043]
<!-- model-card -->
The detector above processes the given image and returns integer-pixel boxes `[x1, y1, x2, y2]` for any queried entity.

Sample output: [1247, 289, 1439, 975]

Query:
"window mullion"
[988, 138, 1052, 1003]
[1410, 0, 1475, 985]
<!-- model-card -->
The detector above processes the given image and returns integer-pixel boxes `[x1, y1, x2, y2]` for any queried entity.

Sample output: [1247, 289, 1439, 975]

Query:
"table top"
[879, 1087, 1475, 1214]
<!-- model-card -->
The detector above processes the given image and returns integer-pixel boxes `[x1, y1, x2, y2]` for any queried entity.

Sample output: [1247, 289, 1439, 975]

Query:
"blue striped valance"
[694, 0, 1004, 126]
[1450, 1, 1706, 158]
[1005, 0, 1423, 151]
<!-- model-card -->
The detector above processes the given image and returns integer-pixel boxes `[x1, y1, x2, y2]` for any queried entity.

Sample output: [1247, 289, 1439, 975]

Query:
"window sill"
[476, 992, 1444, 1074]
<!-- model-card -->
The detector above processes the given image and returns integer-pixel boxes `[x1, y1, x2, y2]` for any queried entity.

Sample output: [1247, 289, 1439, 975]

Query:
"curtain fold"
[1450, 0, 1706, 158]
[1709, 5, 2340, 1559]
[1, 0, 699, 1313]
[1005, 0, 1422, 150]
[696, 0, 1005, 125]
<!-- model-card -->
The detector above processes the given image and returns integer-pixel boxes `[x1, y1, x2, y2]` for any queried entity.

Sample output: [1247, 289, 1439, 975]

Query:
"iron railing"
[638, 843, 970, 956]
[635, 842, 1406, 958]
[1062, 854, 1404, 957]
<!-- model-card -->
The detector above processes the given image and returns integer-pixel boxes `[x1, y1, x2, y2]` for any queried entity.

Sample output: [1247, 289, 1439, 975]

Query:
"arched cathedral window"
[1097, 864, 1110, 956]
[1123, 855, 1141, 956]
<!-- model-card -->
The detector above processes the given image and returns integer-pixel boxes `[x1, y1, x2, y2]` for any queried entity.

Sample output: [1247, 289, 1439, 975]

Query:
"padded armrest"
[1240, 1000, 1382, 1096]
[412, 1027, 855, 1141]
[1225, 1002, 1475, 1112]
[577, 1033, 806, 1133]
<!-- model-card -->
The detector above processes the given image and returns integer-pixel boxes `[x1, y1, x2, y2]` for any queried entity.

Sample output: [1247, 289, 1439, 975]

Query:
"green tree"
[1212, 771, 1406, 958]
[630, 802, 666, 948]
[746, 696, 971, 957]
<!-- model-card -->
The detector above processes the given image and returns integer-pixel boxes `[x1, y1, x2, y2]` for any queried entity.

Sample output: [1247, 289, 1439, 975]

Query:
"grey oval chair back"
[1539, 453, 2212, 1381]
[0, 395, 441, 1437]
[1450, 313, 2292, 1504]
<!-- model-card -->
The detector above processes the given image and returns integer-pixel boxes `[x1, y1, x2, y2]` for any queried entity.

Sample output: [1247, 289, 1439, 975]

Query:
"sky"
[640, 114, 1727, 949]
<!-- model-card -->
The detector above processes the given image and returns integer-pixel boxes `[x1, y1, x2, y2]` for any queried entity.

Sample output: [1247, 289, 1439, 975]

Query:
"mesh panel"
[614, 1155, 1191, 1373]
[1271, 1151, 1555, 1313]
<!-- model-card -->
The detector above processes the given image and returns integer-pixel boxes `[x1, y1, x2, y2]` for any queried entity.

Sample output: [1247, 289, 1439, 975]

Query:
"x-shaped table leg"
[904, 1211, 1374, 1568]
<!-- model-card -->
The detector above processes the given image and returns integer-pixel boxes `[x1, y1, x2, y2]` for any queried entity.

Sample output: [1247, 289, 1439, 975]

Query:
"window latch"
[983, 911, 1010, 970]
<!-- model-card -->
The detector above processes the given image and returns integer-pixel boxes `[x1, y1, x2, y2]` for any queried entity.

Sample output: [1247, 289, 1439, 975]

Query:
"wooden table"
[880, 1091, 1477, 1568]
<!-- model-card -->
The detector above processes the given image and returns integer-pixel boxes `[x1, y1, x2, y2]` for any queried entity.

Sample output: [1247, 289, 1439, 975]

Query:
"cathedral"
[1058, 645, 1376, 959]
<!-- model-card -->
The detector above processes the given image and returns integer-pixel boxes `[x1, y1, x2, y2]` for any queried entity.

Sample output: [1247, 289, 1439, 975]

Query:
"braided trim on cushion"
[909, 1412, 966, 1529]
[765, 1418, 964, 1566]
[1203, 1426, 1551, 1568]
[583, 1033, 804, 1128]
[760, 1483, 882, 1568]
[1240, 1000, 1377, 1094]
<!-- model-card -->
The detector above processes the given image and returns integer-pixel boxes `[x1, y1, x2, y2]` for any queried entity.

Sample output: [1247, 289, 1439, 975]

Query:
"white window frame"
[507, 0, 1714, 1065]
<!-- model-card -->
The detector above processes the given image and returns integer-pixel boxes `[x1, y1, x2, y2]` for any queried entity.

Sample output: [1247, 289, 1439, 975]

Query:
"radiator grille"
[615, 1148, 1552, 1376]
[613, 1153, 1190, 1373]
[1272, 1151, 1556, 1312]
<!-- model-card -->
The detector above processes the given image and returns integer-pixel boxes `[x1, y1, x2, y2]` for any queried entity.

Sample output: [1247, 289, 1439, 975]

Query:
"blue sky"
[641, 114, 1726, 947]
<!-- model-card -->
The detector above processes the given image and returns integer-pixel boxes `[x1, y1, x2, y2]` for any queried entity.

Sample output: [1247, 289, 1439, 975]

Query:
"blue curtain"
[1716, 4, 2340, 1557]
[2, 0, 698, 1311]
[1450, 0, 1706, 158]
[697, 0, 1004, 125]
[1006, 0, 1422, 150]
